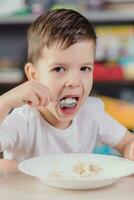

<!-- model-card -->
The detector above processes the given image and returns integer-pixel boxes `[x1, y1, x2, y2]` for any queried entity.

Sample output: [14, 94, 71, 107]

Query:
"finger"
[28, 81, 55, 106]
[34, 90, 51, 106]
[30, 95, 40, 107]
[22, 94, 40, 107]
[129, 142, 134, 160]
[32, 82, 54, 103]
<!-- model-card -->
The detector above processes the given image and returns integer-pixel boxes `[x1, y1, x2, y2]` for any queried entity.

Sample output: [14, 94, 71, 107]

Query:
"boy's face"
[29, 40, 95, 128]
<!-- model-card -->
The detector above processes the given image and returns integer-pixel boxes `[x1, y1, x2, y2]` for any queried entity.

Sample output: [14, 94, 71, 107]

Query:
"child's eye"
[54, 67, 65, 73]
[80, 66, 92, 72]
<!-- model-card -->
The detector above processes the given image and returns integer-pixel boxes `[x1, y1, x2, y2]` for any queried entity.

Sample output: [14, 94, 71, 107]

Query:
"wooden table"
[0, 171, 134, 200]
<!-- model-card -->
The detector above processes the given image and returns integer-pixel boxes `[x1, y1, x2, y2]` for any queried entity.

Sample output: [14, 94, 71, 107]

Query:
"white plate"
[18, 154, 134, 190]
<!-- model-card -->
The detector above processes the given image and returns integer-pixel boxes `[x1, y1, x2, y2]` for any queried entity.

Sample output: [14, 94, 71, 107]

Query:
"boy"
[0, 9, 134, 164]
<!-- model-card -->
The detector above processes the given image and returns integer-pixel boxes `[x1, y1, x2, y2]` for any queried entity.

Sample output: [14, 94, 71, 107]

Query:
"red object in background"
[94, 63, 124, 81]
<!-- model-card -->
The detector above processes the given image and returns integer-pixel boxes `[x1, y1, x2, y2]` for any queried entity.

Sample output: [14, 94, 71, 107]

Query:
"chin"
[56, 108, 78, 122]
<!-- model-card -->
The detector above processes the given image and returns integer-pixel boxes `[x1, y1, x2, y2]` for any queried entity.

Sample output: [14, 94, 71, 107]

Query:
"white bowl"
[18, 153, 134, 190]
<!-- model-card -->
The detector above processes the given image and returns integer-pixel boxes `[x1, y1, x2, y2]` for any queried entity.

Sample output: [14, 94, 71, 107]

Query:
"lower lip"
[59, 104, 78, 115]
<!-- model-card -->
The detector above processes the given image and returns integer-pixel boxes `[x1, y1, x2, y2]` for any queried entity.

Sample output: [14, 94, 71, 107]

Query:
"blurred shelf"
[0, 10, 134, 24]
[0, 81, 24, 95]
[100, 95, 134, 130]
[0, 14, 37, 24]
[93, 80, 134, 99]
[84, 10, 134, 23]
[94, 80, 134, 86]
[0, 82, 23, 86]
[0, 68, 24, 83]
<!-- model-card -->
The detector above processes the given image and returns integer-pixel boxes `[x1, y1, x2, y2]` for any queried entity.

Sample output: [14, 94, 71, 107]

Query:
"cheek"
[84, 75, 93, 91]
[48, 81, 62, 96]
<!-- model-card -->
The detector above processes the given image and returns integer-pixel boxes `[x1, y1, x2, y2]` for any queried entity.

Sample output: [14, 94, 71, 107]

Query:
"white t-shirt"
[0, 97, 126, 163]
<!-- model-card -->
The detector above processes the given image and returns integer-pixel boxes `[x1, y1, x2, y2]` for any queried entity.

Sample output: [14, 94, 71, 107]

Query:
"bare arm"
[0, 80, 53, 123]
[0, 159, 18, 172]
[0, 95, 13, 122]
[114, 130, 134, 160]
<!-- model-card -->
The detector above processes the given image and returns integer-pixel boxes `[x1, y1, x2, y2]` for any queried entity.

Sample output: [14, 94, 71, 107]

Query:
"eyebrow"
[50, 62, 68, 67]
[50, 62, 94, 67]
[81, 62, 94, 66]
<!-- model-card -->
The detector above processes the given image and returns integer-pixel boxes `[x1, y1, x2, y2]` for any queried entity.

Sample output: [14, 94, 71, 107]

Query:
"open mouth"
[59, 96, 79, 108]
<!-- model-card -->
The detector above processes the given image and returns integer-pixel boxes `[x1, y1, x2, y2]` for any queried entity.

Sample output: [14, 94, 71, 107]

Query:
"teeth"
[61, 98, 76, 104]
[60, 97, 77, 108]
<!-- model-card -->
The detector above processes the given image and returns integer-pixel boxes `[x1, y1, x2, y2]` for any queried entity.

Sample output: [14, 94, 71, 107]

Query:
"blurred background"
[1, 0, 134, 155]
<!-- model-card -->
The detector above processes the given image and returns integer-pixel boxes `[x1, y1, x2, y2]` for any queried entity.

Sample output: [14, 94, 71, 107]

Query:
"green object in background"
[11, 7, 31, 16]
[51, 3, 78, 11]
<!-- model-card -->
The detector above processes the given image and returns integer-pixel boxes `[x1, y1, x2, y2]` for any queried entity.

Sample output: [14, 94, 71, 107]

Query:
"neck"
[38, 107, 71, 129]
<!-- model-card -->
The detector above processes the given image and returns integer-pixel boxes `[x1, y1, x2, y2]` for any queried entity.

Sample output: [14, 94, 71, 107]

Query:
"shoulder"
[86, 96, 104, 109]
[79, 96, 104, 115]
[76, 96, 105, 124]
[11, 105, 39, 122]
[0, 105, 40, 135]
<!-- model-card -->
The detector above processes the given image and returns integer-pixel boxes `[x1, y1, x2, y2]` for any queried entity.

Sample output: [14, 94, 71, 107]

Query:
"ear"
[24, 63, 39, 81]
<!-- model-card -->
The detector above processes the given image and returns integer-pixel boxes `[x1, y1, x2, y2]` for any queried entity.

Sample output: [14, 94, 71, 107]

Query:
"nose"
[64, 79, 81, 88]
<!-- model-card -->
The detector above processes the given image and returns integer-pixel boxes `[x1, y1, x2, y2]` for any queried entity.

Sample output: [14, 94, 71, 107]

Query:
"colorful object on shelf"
[96, 25, 134, 62]
[119, 56, 134, 80]
[99, 95, 134, 130]
[94, 63, 124, 81]
[51, 3, 78, 11]
[0, 0, 27, 16]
